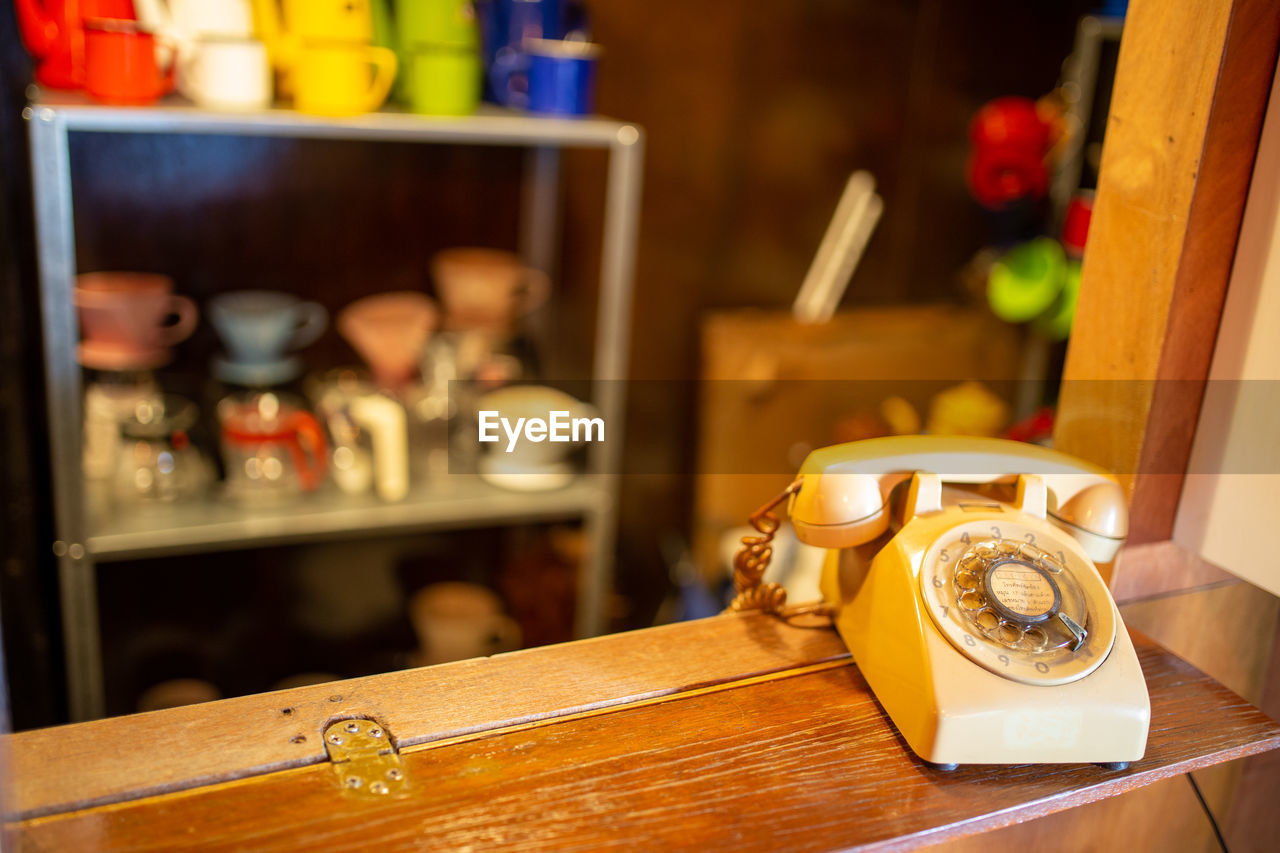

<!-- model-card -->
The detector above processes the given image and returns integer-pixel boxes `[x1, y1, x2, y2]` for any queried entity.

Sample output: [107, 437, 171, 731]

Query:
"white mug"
[185, 37, 271, 110]
[170, 0, 254, 40]
[136, 0, 255, 71]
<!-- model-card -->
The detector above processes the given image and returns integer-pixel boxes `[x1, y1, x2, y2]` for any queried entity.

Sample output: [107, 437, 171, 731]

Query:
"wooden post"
[1054, 0, 1280, 543]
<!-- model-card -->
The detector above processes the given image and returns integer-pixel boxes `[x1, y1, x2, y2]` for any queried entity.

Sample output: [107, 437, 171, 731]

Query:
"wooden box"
[3, 613, 1279, 851]
[693, 305, 1022, 576]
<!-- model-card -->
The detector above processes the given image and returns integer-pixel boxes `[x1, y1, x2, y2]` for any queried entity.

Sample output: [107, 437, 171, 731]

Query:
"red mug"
[84, 17, 175, 105]
[15, 0, 137, 90]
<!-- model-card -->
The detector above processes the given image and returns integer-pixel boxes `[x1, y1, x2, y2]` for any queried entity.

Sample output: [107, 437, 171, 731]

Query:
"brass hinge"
[324, 718, 409, 799]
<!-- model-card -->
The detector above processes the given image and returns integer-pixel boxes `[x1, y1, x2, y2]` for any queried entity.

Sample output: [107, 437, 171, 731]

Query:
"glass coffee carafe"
[113, 393, 211, 505]
[218, 390, 328, 502]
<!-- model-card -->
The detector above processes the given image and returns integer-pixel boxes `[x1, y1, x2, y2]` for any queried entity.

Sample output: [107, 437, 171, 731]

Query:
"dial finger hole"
[1016, 542, 1041, 562]
[1038, 551, 1065, 573]
[960, 591, 985, 611]
[997, 622, 1022, 644]
[976, 610, 999, 631]
[1023, 625, 1049, 650]
[975, 541, 1000, 559]
[957, 555, 984, 574]
[955, 569, 981, 591]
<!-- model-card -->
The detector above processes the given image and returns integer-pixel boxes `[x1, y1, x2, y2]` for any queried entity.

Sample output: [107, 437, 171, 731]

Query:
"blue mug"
[525, 38, 598, 115]
[482, 0, 593, 106]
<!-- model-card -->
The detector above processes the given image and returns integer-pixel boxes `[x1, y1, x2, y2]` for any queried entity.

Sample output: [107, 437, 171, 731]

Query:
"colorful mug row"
[19, 1, 598, 116]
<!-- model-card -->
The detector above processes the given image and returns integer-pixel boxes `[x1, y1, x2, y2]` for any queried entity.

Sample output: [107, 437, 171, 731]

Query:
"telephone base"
[822, 505, 1151, 767]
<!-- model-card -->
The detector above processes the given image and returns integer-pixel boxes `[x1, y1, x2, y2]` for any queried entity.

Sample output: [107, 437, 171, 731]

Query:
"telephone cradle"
[737, 435, 1150, 769]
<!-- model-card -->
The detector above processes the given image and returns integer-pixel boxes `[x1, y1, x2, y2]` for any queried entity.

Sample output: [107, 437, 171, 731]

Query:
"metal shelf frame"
[26, 94, 645, 721]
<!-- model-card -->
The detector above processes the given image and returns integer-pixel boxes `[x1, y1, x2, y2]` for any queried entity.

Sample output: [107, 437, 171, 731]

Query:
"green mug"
[396, 0, 479, 47]
[407, 43, 480, 115]
[383, 0, 479, 111]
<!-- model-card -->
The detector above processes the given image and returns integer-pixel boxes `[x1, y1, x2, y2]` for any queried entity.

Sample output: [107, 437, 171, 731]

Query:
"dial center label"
[988, 562, 1057, 618]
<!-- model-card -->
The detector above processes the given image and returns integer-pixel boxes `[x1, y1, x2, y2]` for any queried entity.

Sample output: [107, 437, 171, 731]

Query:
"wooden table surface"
[6, 613, 1279, 851]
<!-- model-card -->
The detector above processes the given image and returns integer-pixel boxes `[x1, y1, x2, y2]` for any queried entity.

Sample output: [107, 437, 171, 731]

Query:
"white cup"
[184, 37, 271, 111]
[173, 0, 254, 40]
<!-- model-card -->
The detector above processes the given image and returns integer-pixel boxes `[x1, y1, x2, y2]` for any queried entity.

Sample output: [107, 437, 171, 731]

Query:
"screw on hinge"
[323, 718, 408, 800]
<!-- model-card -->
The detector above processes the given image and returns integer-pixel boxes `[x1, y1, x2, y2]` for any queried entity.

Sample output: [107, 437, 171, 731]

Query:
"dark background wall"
[0, 1, 1091, 727]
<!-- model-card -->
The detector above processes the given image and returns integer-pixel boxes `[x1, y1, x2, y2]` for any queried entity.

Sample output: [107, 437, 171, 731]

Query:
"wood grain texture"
[1120, 569, 1279, 709]
[1119, 575, 1280, 850]
[11, 633, 1279, 852]
[5, 613, 848, 819]
[1055, 0, 1280, 542]
[1128, 0, 1280, 543]
[939, 573, 1280, 853]
[929, 774, 1221, 853]
[1111, 540, 1236, 603]
[1224, 620, 1280, 849]
[1121, 578, 1280, 834]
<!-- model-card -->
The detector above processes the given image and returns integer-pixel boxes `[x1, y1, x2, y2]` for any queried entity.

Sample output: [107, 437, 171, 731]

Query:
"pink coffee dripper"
[336, 292, 438, 389]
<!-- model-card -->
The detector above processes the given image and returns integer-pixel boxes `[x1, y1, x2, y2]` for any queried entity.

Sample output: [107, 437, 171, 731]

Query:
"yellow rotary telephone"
[733, 435, 1149, 770]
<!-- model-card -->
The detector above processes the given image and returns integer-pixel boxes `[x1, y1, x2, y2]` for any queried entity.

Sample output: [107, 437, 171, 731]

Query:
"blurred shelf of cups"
[21, 0, 605, 119]
[78, 249, 603, 526]
[27, 2, 643, 721]
[79, 269, 613, 557]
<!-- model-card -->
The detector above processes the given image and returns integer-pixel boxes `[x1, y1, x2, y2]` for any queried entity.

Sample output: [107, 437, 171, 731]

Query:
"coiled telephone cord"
[725, 477, 833, 625]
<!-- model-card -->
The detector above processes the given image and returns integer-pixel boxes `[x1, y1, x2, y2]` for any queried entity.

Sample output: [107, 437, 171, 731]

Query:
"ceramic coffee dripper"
[209, 290, 328, 387]
[431, 248, 550, 333]
[474, 384, 597, 491]
[408, 581, 521, 666]
[218, 390, 328, 501]
[76, 272, 198, 371]
[337, 292, 438, 391]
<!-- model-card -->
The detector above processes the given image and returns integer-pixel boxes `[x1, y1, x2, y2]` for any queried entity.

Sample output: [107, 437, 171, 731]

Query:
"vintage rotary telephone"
[731, 435, 1150, 769]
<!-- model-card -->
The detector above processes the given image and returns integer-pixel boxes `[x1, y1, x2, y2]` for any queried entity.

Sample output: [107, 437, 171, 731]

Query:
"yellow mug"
[293, 43, 397, 116]
[253, 0, 377, 95]
[282, 0, 375, 42]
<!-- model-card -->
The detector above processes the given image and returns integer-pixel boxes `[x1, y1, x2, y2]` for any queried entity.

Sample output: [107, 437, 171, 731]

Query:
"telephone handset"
[764, 436, 1149, 768]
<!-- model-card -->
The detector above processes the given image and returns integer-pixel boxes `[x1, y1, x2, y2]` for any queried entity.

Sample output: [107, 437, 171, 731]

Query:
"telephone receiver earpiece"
[787, 436, 1128, 561]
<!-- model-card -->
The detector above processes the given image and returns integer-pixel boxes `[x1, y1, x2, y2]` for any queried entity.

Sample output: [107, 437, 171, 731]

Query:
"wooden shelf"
[6, 613, 1278, 849]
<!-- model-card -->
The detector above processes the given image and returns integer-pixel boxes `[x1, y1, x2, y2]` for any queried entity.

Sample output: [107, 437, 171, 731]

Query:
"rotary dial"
[920, 519, 1116, 686]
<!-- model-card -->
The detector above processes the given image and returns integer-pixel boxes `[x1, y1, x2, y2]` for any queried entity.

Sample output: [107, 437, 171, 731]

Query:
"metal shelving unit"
[87, 477, 605, 561]
[26, 93, 645, 721]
